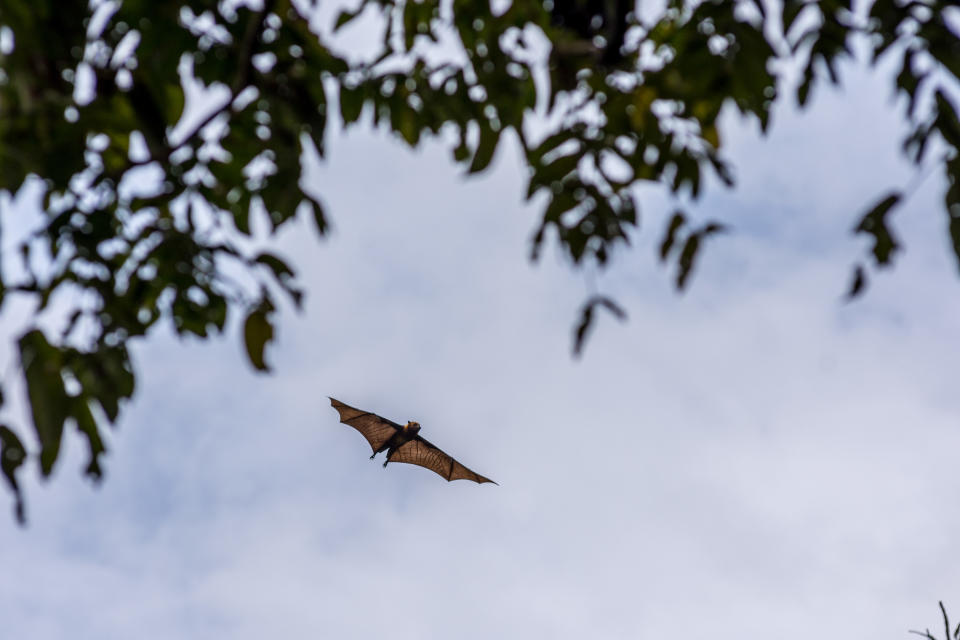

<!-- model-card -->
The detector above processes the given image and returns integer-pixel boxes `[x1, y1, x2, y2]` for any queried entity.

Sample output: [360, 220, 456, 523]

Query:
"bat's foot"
[369, 453, 376, 460]
[382, 460, 389, 468]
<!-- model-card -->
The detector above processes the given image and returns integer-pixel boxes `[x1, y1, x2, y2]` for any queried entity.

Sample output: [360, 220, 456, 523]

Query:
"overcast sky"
[1, 13, 960, 640]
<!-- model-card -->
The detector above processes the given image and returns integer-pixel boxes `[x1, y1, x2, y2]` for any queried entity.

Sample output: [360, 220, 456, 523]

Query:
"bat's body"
[370, 421, 421, 463]
[329, 397, 497, 485]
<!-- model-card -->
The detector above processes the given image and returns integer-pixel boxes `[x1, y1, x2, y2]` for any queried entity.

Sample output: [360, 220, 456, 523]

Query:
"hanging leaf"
[846, 264, 867, 300]
[676, 233, 702, 291]
[243, 295, 277, 372]
[334, 7, 363, 32]
[18, 330, 69, 477]
[573, 295, 627, 356]
[468, 124, 501, 174]
[659, 211, 686, 261]
[853, 192, 902, 266]
[0, 425, 27, 524]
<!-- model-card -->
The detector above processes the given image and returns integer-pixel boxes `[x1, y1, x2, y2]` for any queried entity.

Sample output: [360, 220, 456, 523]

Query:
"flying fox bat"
[329, 398, 497, 485]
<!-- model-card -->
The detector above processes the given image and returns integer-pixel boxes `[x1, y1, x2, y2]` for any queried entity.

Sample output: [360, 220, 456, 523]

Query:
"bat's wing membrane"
[329, 397, 401, 454]
[391, 436, 497, 484]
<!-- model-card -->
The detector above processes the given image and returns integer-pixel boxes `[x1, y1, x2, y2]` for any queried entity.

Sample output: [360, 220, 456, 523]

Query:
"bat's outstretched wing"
[390, 436, 497, 484]
[329, 397, 401, 454]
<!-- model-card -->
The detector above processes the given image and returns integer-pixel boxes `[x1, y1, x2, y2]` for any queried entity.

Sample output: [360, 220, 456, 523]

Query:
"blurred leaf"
[468, 125, 501, 173]
[452, 135, 470, 162]
[573, 295, 627, 357]
[0, 425, 27, 524]
[846, 264, 867, 299]
[659, 211, 686, 261]
[853, 192, 902, 266]
[66, 344, 135, 424]
[334, 8, 362, 31]
[243, 295, 276, 372]
[304, 197, 328, 236]
[255, 252, 296, 281]
[255, 251, 303, 308]
[71, 398, 105, 481]
[18, 330, 68, 477]
[702, 222, 727, 236]
[595, 296, 626, 320]
[573, 303, 595, 356]
[948, 211, 960, 274]
[675, 220, 727, 291]
[676, 233, 702, 291]
[340, 85, 366, 126]
[782, 0, 806, 36]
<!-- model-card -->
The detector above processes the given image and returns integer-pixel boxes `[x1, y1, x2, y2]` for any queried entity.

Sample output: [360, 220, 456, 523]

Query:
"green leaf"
[527, 129, 579, 165]
[782, 1, 808, 40]
[0, 425, 27, 524]
[453, 136, 471, 162]
[595, 296, 627, 321]
[846, 264, 867, 300]
[396, 106, 421, 146]
[947, 175, 960, 273]
[66, 344, 136, 423]
[702, 222, 727, 236]
[243, 296, 276, 372]
[676, 232, 702, 291]
[573, 303, 594, 357]
[18, 330, 69, 477]
[340, 85, 366, 126]
[255, 252, 296, 281]
[234, 203, 252, 236]
[304, 197, 328, 236]
[934, 91, 960, 149]
[671, 220, 727, 291]
[403, 1, 419, 51]
[797, 66, 814, 106]
[255, 251, 304, 308]
[853, 192, 902, 266]
[572, 295, 627, 357]
[527, 152, 582, 199]
[468, 125, 501, 173]
[659, 210, 686, 261]
[71, 398, 106, 481]
[334, 8, 362, 32]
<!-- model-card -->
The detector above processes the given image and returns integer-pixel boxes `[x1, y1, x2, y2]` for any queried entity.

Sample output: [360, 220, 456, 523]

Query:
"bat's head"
[405, 421, 421, 435]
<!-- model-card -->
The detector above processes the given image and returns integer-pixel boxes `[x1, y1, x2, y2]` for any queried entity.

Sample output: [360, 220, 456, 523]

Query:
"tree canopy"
[0, 0, 958, 522]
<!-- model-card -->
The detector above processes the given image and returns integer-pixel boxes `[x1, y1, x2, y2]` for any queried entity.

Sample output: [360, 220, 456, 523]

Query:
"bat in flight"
[329, 397, 497, 485]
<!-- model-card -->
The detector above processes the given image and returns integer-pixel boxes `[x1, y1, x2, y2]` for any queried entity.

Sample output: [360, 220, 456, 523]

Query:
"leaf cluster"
[782, 0, 960, 296]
